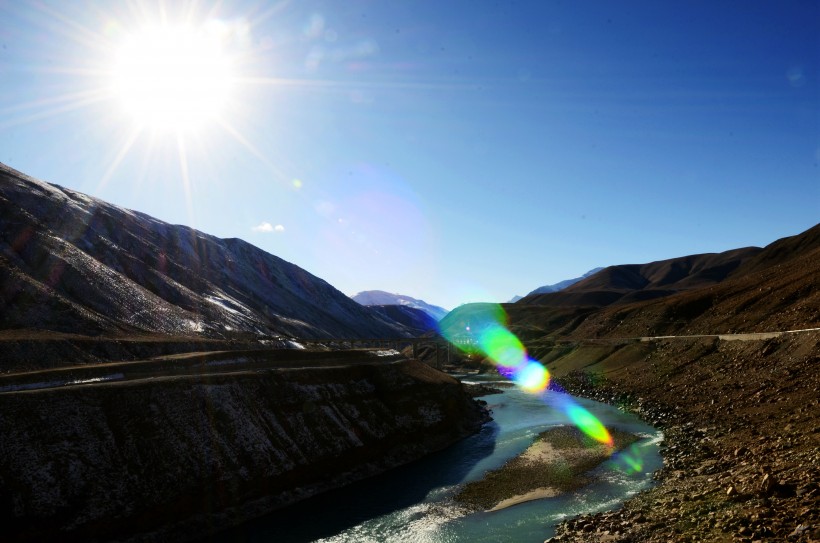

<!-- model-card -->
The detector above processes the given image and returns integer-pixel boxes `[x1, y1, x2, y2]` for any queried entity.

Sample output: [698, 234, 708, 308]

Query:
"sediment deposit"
[455, 426, 639, 512]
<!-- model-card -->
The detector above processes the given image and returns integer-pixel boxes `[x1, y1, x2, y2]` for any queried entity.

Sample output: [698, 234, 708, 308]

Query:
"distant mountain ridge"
[352, 290, 449, 321]
[522, 267, 605, 298]
[0, 163, 412, 339]
[547, 223, 820, 338]
[446, 224, 819, 343]
[518, 248, 762, 308]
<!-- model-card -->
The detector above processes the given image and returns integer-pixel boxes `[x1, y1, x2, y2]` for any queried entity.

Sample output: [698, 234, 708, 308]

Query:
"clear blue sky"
[1, 1, 818, 310]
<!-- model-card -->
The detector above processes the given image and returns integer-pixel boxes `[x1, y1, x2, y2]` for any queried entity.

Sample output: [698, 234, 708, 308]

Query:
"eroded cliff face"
[0, 359, 488, 542]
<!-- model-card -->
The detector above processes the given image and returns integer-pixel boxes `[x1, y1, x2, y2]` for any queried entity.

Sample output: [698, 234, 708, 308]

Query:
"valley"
[435, 223, 820, 542]
[1, 163, 817, 542]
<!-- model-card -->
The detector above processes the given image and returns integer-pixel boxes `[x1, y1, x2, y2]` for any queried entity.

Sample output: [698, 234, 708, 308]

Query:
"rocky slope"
[495, 224, 820, 542]
[434, 224, 818, 542]
[544, 332, 820, 543]
[0, 356, 489, 542]
[0, 163, 411, 340]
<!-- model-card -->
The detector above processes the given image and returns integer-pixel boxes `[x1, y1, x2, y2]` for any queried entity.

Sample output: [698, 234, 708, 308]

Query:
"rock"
[774, 481, 798, 497]
[760, 473, 777, 496]
[788, 524, 809, 538]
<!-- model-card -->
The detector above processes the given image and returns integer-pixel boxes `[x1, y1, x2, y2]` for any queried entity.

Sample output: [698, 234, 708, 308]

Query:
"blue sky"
[1, 1, 818, 309]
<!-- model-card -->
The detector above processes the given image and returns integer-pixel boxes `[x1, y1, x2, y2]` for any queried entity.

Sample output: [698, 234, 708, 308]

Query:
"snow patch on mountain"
[524, 267, 605, 298]
[0, 162, 414, 339]
[351, 291, 449, 321]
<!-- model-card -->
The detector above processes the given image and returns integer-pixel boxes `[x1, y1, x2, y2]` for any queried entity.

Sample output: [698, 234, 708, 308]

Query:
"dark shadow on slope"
[207, 421, 500, 543]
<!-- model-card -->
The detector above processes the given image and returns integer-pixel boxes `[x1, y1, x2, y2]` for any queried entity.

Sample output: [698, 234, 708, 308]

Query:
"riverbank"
[0, 358, 490, 542]
[543, 332, 820, 543]
[455, 426, 640, 512]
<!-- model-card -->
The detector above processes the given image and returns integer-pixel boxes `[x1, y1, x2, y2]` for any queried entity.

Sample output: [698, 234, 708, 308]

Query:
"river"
[216, 379, 663, 543]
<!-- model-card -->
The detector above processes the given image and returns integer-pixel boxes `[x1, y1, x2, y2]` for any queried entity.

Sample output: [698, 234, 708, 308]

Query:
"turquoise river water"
[217, 379, 663, 543]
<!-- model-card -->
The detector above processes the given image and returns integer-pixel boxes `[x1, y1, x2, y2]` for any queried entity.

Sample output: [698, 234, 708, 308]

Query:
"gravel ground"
[544, 332, 820, 543]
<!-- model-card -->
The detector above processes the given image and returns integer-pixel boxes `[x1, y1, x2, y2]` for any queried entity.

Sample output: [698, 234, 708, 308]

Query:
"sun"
[112, 23, 234, 132]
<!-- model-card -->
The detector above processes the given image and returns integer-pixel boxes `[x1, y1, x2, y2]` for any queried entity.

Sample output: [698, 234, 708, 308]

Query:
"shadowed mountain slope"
[352, 290, 449, 321]
[0, 163, 411, 339]
[367, 305, 439, 336]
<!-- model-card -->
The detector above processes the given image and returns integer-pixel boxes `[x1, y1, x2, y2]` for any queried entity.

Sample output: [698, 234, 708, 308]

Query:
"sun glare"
[113, 24, 234, 131]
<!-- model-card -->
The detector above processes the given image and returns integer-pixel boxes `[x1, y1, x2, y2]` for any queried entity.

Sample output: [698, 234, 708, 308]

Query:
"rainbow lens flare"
[513, 361, 550, 393]
[478, 324, 527, 370]
[612, 443, 645, 474]
[440, 303, 614, 446]
[565, 404, 613, 446]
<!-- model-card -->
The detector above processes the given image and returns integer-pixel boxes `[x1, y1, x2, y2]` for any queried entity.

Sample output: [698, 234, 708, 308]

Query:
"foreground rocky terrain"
[545, 331, 819, 543]
[0, 355, 489, 542]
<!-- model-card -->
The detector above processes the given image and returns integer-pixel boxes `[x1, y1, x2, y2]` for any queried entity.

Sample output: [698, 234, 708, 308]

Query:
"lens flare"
[565, 404, 613, 446]
[612, 443, 645, 474]
[478, 324, 527, 370]
[513, 361, 550, 392]
[440, 303, 615, 444]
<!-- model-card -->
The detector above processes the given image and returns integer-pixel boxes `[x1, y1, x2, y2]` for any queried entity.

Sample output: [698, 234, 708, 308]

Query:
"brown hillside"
[509, 226, 820, 542]
[509, 224, 819, 338]
[519, 246, 762, 308]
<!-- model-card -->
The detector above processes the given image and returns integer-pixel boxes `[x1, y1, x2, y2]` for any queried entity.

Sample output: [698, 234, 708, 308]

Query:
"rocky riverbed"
[544, 332, 820, 543]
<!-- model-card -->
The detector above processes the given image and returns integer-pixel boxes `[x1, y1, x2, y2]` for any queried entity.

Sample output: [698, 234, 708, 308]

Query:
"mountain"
[503, 226, 820, 543]
[523, 267, 604, 297]
[518, 248, 762, 308]
[0, 163, 413, 339]
[352, 290, 449, 321]
[366, 305, 439, 335]
[506, 223, 820, 338]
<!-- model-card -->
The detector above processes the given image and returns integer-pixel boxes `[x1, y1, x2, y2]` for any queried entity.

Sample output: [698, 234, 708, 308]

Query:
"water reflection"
[209, 387, 662, 543]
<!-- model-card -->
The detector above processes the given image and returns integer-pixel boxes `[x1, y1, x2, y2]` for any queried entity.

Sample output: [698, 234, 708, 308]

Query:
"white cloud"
[252, 222, 274, 232]
[253, 222, 284, 233]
